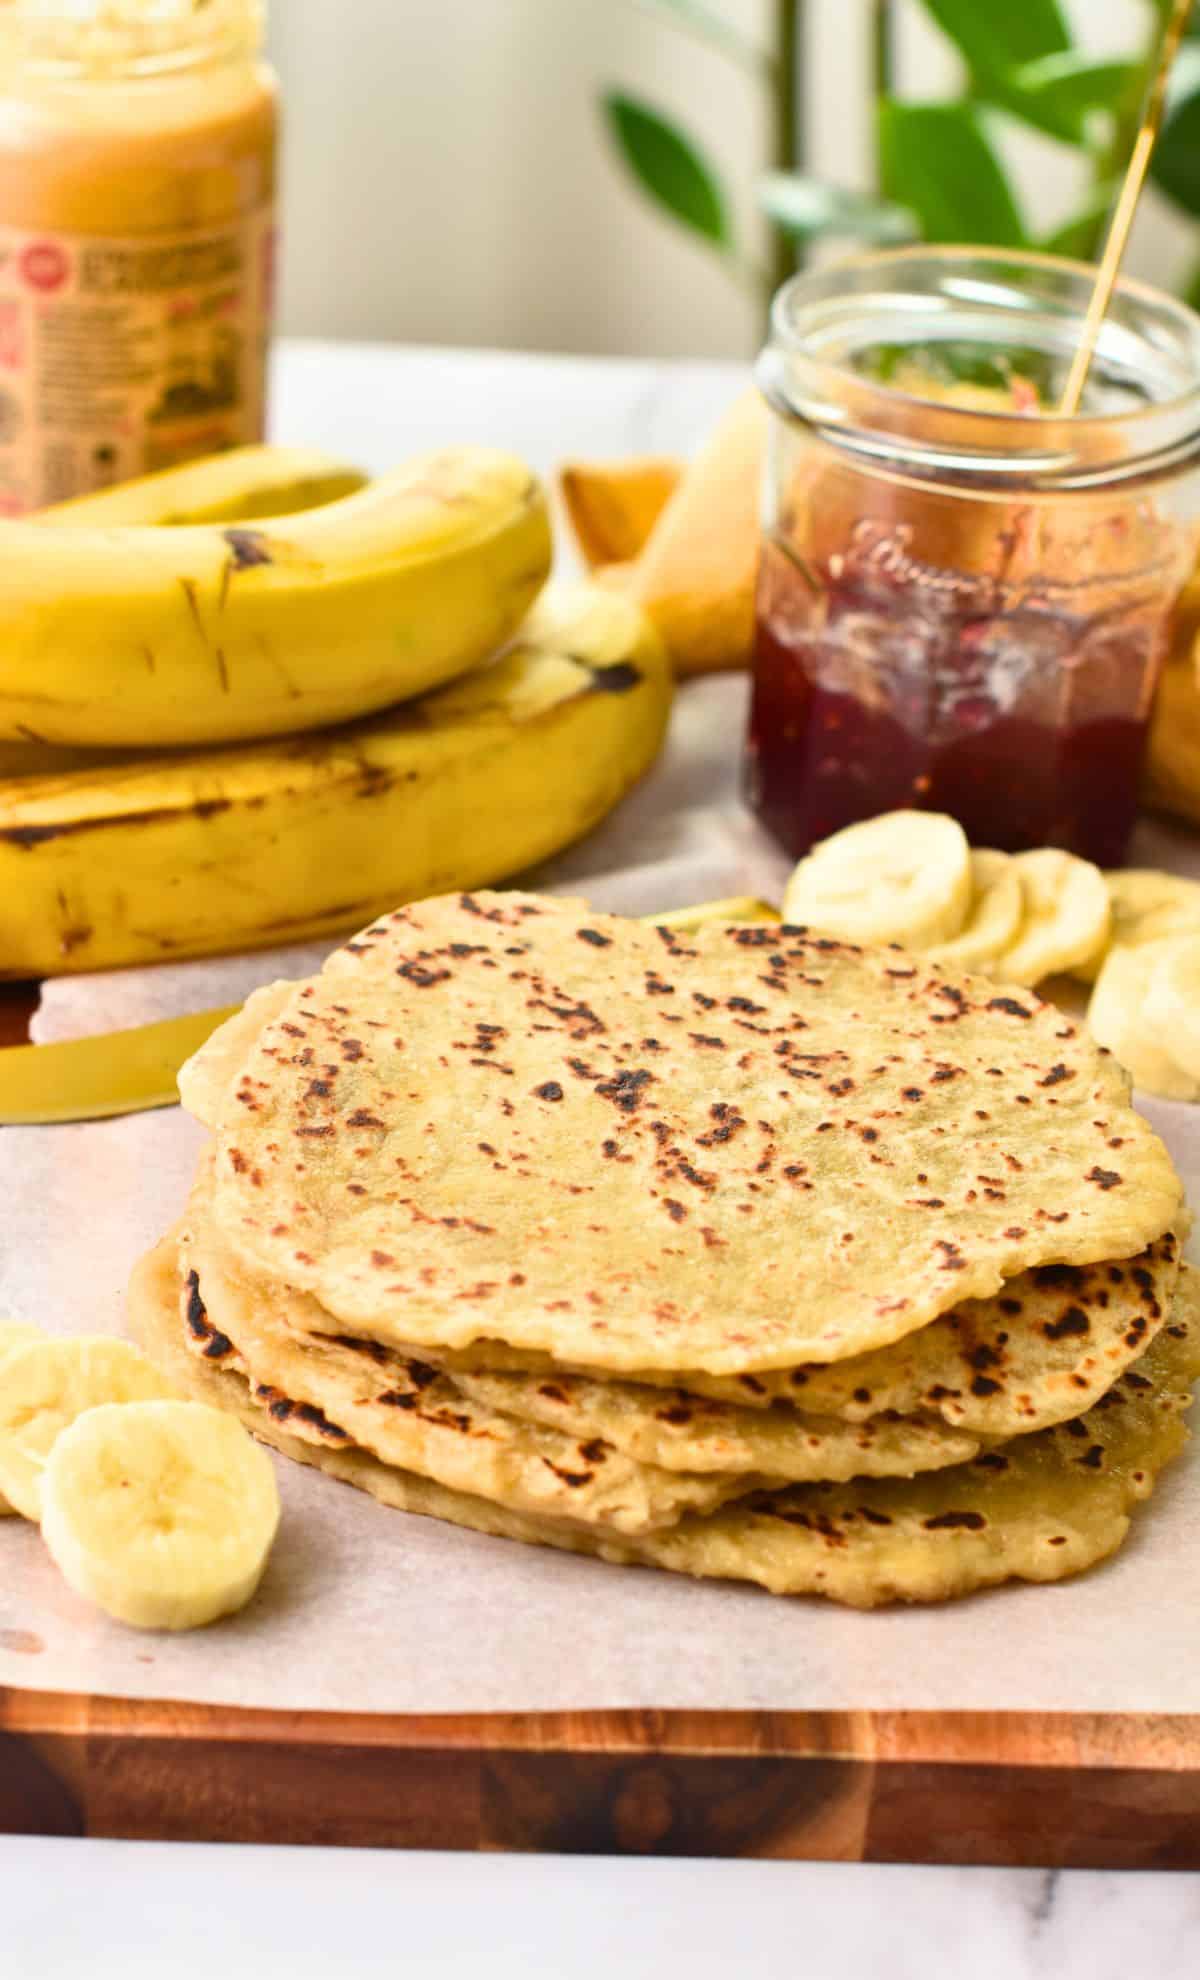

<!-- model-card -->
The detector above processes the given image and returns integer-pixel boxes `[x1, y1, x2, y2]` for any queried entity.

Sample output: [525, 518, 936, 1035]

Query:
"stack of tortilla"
[131, 891, 1200, 1608]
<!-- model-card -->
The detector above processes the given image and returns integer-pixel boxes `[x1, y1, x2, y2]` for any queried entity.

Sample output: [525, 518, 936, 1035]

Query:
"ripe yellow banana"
[0, 582, 672, 975]
[0, 447, 552, 748]
[0, 445, 373, 777]
[34, 443, 367, 528]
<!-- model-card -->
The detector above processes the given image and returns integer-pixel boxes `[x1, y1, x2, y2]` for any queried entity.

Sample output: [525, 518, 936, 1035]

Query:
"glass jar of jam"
[747, 247, 1200, 867]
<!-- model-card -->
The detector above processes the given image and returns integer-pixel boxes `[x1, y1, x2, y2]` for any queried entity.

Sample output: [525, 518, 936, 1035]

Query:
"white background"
[268, 0, 1195, 358]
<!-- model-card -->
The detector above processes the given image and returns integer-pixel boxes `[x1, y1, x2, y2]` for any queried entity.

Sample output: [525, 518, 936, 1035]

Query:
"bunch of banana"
[0, 581, 672, 976]
[0, 447, 673, 974]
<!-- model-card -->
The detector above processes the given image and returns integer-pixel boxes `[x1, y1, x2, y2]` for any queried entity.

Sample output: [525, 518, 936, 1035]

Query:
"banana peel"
[0, 1004, 240, 1124]
[559, 458, 681, 569]
[562, 390, 767, 680]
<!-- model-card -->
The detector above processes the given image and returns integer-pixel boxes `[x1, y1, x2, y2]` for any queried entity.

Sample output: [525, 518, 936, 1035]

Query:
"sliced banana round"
[40, 1400, 280, 1632]
[920, 849, 1022, 968]
[782, 810, 971, 949]
[990, 849, 1110, 987]
[1088, 942, 1200, 1102]
[1072, 869, 1200, 984]
[0, 1336, 174, 1521]
[1144, 934, 1200, 1083]
[0, 1320, 42, 1517]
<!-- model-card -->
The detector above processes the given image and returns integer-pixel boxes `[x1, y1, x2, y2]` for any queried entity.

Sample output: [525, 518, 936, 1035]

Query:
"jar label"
[0, 205, 276, 512]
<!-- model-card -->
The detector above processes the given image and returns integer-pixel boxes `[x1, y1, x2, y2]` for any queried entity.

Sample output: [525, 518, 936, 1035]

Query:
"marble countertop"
[5, 1838, 1200, 1980]
[6, 338, 1200, 1978]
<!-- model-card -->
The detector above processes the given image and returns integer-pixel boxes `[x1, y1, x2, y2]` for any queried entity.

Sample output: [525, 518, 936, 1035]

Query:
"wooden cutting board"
[3, 1690, 1200, 1863]
[5, 989, 1200, 1867]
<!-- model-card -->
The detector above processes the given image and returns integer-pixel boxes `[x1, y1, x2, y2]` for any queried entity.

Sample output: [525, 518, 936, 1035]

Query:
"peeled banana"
[782, 810, 972, 948]
[0, 1336, 174, 1520]
[35, 444, 367, 528]
[40, 1399, 280, 1632]
[1088, 942, 1200, 1103]
[1144, 935, 1200, 1082]
[1071, 868, 1200, 983]
[0, 1320, 42, 1515]
[0, 582, 672, 976]
[989, 849, 1111, 987]
[0, 447, 552, 748]
[922, 850, 1022, 968]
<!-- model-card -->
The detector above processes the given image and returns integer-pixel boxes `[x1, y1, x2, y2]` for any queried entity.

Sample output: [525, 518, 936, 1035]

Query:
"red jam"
[746, 516, 1180, 868]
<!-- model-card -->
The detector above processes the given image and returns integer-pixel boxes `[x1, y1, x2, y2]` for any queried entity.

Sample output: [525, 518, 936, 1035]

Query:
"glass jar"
[0, 0, 278, 512]
[747, 247, 1200, 868]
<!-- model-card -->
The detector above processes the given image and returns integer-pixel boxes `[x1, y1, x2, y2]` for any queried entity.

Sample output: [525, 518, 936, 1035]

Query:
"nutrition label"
[0, 208, 275, 512]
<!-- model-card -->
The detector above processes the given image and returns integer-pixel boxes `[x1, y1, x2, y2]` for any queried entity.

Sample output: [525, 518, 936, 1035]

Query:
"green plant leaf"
[758, 173, 916, 244]
[1183, 253, 1200, 313]
[917, 0, 1071, 79]
[877, 101, 1028, 248]
[994, 53, 1140, 144]
[1038, 181, 1119, 260]
[602, 91, 731, 247]
[1150, 46, 1200, 215]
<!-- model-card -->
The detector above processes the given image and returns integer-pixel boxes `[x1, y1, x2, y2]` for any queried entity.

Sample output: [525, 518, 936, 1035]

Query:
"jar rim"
[759, 245, 1200, 494]
[3, 0, 265, 79]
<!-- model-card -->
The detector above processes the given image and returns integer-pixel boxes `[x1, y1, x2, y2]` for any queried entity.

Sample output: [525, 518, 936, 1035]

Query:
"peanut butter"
[0, 1, 278, 511]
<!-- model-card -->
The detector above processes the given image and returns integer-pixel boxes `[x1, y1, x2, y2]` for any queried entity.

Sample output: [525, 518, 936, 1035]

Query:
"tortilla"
[177, 981, 297, 1127]
[402, 1360, 982, 1480]
[203, 891, 1181, 1375]
[403, 1234, 1180, 1442]
[129, 1237, 1200, 1609]
[176, 1228, 746, 1538]
[183, 1181, 982, 1482]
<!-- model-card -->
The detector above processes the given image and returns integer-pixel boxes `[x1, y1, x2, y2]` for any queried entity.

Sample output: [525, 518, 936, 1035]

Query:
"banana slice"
[1088, 942, 1200, 1101]
[1072, 870, 1200, 984]
[0, 1336, 174, 1520]
[782, 811, 971, 949]
[0, 1320, 42, 1516]
[991, 849, 1110, 987]
[40, 1400, 280, 1632]
[920, 850, 1022, 967]
[1144, 935, 1200, 1082]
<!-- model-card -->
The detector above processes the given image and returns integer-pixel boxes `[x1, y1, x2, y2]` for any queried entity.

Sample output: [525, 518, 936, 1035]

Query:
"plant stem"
[768, 0, 802, 302]
[871, 0, 895, 192]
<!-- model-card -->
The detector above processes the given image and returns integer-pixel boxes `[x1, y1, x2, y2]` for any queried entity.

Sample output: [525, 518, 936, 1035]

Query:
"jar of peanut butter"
[0, 0, 278, 512]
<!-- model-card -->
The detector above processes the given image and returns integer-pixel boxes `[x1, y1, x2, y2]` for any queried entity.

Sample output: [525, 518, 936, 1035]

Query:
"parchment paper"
[5, 674, 1200, 1716]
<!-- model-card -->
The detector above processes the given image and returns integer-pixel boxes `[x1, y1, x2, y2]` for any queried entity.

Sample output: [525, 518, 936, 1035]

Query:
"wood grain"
[3, 1691, 1199, 1864]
